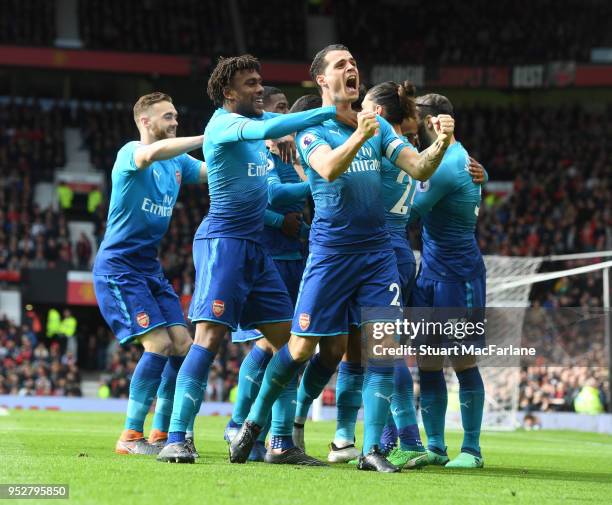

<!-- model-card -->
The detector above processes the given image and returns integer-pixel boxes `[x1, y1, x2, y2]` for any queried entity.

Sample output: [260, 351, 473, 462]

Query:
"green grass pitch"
[2, 410, 612, 505]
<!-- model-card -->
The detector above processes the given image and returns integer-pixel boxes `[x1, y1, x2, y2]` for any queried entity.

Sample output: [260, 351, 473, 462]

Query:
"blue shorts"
[273, 258, 305, 305]
[292, 250, 402, 337]
[94, 272, 185, 344]
[389, 229, 416, 306]
[411, 272, 486, 348]
[189, 238, 293, 331]
[412, 273, 486, 309]
[231, 257, 304, 343]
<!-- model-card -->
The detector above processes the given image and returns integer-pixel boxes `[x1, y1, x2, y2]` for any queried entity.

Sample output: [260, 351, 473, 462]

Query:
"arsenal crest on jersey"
[298, 313, 310, 331]
[212, 300, 225, 317]
[136, 312, 150, 328]
[175, 170, 182, 184]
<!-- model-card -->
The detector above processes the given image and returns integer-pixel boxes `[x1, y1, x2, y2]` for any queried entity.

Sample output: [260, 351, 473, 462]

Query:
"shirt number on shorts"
[389, 282, 401, 306]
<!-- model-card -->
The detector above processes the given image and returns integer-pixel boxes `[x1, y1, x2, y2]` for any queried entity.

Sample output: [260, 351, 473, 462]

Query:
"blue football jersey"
[262, 152, 308, 257]
[196, 106, 335, 242]
[94, 141, 201, 275]
[382, 136, 418, 232]
[411, 141, 485, 281]
[296, 116, 407, 254]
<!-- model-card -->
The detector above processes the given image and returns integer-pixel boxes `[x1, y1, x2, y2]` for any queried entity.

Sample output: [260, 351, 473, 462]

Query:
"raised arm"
[394, 115, 454, 181]
[306, 111, 379, 182]
[133, 135, 204, 170]
[212, 106, 337, 144]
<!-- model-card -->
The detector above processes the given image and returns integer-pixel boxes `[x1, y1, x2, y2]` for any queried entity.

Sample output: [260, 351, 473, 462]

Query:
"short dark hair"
[367, 80, 417, 125]
[207, 54, 261, 107]
[290, 94, 322, 113]
[133, 92, 172, 121]
[415, 93, 454, 118]
[310, 44, 349, 92]
[263, 86, 284, 105]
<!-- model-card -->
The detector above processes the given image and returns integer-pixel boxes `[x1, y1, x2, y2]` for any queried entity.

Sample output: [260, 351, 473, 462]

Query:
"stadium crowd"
[0, 315, 82, 396]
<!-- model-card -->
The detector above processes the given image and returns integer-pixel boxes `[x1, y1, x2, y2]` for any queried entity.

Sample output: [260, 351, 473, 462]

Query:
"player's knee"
[193, 321, 227, 353]
[287, 334, 317, 362]
[255, 338, 275, 355]
[141, 328, 173, 356]
[167, 325, 193, 356]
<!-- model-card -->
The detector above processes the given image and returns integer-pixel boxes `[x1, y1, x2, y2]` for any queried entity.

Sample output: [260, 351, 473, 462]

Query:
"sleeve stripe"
[385, 138, 404, 160]
[237, 120, 250, 141]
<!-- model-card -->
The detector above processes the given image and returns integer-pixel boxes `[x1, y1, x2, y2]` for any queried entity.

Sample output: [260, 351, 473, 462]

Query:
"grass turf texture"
[2, 411, 612, 505]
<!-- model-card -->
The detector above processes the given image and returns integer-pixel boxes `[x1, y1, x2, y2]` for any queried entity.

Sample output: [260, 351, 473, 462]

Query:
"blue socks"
[294, 353, 336, 423]
[391, 360, 423, 451]
[271, 375, 298, 438]
[362, 365, 394, 454]
[247, 345, 303, 428]
[457, 367, 484, 457]
[151, 355, 184, 432]
[168, 344, 215, 443]
[334, 361, 363, 445]
[419, 369, 448, 454]
[232, 345, 272, 425]
[125, 352, 167, 432]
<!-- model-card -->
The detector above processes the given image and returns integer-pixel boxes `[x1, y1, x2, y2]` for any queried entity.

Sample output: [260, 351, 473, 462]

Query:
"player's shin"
[362, 364, 394, 454]
[334, 361, 364, 447]
[419, 369, 448, 455]
[150, 355, 184, 439]
[247, 345, 303, 428]
[391, 360, 423, 451]
[456, 366, 484, 457]
[269, 375, 298, 452]
[232, 345, 272, 426]
[124, 352, 167, 434]
[295, 353, 336, 424]
[167, 344, 214, 443]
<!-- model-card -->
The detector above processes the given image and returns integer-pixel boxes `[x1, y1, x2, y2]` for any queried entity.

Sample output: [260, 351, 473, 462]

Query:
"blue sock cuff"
[277, 345, 301, 370]
[251, 345, 273, 366]
[310, 353, 335, 376]
[419, 369, 445, 389]
[367, 365, 394, 375]
[339, 361, 364, 375]
[181, 344, 215, 379]
[456, 367, 484, 390]
[140, 352, 168, 378]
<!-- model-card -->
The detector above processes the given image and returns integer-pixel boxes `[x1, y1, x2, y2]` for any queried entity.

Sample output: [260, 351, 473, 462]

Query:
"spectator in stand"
[75, 232, 93, 269]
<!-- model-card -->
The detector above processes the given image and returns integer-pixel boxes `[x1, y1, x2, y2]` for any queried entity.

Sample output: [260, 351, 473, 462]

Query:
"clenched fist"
[431, 114, 454, 146]
[357, 111, 379, 140]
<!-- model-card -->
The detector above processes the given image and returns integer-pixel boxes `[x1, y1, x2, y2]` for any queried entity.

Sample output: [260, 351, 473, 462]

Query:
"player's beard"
[150, 123, 175, 140]
[417, 121, 432, 150]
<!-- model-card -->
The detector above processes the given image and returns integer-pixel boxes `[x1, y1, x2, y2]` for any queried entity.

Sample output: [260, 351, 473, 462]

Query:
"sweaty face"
[265, 93, 289, 114]
[146, 101, 178, 140]
[318, 50, 359, 104]
[227, 69, 265, 117]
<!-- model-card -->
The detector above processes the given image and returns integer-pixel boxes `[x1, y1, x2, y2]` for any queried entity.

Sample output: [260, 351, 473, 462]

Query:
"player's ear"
[139, 114, 150, 129]
[315, 74, 327, 90]
[223, 86, 236, 103]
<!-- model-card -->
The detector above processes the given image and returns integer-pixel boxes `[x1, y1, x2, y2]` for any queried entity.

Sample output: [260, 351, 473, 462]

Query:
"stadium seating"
[0, 0, 56, 47]
[334, 0, 609, 64]
[78, 0, 235, 56]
